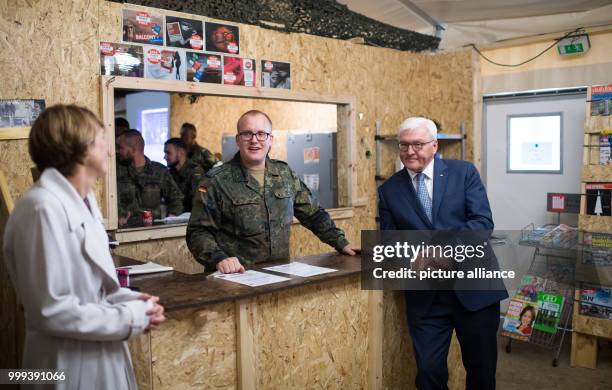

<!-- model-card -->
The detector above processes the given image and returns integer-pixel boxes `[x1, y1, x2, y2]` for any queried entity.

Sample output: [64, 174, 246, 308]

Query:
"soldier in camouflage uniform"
[117, 130, 184, 227]
[180, 122, 219, 173]
[187, 110, 357, 273]
[164, 137, 204, 213]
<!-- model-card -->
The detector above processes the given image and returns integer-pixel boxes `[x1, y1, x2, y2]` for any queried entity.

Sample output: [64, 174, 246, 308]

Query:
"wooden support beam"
[236, 299, 256, 390]
[367, 290, 383, 390]
[571, 332, 598, 369]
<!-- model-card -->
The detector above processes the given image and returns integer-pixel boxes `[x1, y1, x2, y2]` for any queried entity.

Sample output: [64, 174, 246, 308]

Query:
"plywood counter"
[116, 253, 373, 389]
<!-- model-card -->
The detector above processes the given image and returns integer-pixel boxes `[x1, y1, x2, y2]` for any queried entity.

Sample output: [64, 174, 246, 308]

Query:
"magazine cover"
[502, 298, 538, 341]
[585, 182, 612, 216]
[144, 46, 186, 81]
[579, 284, 612, 320]
[583, 232, 612, 266]
[100, 42, 144, 77]
[600, 132, 611, 165]
[165, 16, 204, 50]
[591, 99, 608, 116]
[223, 57, 255, 87]
[186, 52, 222, 83]
[515, 275, 546, 302]
[0, 99, 45, 128]
[122, 9, 163, 45]
[205, 22, 239, 54]
[261, 60, 291, 89]
[591, 85, 612, 116]
[533, 292, 564, 334]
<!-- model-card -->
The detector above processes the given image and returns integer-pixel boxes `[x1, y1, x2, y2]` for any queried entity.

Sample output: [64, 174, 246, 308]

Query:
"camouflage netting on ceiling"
[111, 0, 440, 52]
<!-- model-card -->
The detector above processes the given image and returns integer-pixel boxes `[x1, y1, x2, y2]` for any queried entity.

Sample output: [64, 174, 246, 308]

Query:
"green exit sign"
[557, 34, 590, 56]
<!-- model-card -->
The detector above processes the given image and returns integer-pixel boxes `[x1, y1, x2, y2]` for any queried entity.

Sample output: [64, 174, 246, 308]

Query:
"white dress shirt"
[406, 159, 435, 199]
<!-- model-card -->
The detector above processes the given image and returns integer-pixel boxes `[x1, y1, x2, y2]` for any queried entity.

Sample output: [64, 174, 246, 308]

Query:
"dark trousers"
[407, 291, 500, 390]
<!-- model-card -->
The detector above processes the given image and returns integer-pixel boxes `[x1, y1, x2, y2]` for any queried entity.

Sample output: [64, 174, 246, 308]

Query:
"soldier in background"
[164, 137, 204, 213]
[179, 122, 219, 173]
[116, 130, 183, 227]
[187, 110, 358, 273]
[114, 117, 130, 138]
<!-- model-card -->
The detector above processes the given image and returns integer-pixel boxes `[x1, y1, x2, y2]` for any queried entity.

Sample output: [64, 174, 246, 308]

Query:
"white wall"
[484, 93, 585, 230]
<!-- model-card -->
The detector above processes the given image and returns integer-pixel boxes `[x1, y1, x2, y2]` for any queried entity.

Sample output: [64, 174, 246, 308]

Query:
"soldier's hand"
[217, 257, 246, 274]
[118, 211, 132, 227]
[342, 243, 360, 256]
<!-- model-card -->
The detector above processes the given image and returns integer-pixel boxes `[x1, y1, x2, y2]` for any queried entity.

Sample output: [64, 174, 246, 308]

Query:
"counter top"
[113, 253, 361, 312]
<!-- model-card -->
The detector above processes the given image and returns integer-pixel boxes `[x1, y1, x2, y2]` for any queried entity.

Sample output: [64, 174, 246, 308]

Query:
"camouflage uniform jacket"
[186, 153, 349, 271]
[188, 143, 218, 173]
[117, 157, 184, 225]
[169, 160, 204, 213]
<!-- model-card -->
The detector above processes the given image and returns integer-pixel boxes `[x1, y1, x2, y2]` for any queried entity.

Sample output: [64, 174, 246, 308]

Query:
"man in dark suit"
[378, 117, 508, 390]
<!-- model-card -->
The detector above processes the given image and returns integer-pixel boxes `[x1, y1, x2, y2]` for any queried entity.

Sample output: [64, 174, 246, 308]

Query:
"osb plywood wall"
[255, 276, 368, 389]
[0, 0, 475, 376]
[149, 304, 237, 389]
[169, 94, 338, 160]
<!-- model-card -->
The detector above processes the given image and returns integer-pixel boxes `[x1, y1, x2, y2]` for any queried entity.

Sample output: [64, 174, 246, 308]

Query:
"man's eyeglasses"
[398, 139, 435, 152]
[238, 130, 271, 142]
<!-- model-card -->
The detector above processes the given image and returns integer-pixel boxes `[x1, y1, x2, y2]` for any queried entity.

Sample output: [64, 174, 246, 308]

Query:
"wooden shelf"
[572, 85, 612, 369]
[581, 165, 612, 182]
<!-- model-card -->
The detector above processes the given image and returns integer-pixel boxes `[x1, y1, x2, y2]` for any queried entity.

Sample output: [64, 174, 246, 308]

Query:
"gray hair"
[398, 117, 437, 139]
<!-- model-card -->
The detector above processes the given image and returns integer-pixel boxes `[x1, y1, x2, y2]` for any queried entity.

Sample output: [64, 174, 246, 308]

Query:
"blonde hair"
[29, 104, 103, 177]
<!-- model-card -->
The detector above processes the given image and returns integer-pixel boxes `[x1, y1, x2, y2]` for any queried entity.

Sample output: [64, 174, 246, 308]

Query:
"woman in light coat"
[3, 104, 165, 389]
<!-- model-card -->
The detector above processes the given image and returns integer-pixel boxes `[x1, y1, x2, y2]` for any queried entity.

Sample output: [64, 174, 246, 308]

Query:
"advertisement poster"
[261, 60, 291, 89]
[186, 52, 222, 84]
[501, 298, 538, 341]
[100, 42, 144, 77]
[586, 182, 612, 216]
[205, 22, 239, 54]
[165, 16, 204, 50]
[144, 46, 186, 81]
[303, 147, 320, 164]
[222, 57, 255, 86]
[533, 292, 564, 334]
[122, 9, 163, 45]
[0, 99, 45, 128]
[303, 174, 320, 192]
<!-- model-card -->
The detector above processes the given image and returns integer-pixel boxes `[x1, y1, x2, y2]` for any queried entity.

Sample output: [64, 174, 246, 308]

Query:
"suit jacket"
[3, 168, 152, 390]
[378, 159, 508, 322]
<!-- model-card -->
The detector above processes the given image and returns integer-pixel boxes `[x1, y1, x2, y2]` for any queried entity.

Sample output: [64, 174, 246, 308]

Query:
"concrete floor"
[496, 333, 612, 390]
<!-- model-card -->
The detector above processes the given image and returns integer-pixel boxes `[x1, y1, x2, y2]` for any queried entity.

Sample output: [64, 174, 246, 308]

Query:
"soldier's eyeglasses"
[238, 131, 271, 141]
[398, 140, 435, 152]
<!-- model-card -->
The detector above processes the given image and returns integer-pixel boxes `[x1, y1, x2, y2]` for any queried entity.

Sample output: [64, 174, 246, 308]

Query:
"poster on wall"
[165, 16, 204, 50]
[586, 182, 612, 216]
[99, 42, 144, 77]
[144, 46, 186, 81]
[122, 9, 163, 45]
[261, 60, 291, 89]
[0, 99, 45, 129]
[186, 51, 222, 83]
[303, 147, 320, 164]
[205, 22, 239, 54]
[222, 57, 255, 87]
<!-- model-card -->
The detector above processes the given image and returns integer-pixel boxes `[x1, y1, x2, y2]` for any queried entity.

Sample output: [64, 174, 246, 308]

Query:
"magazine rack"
[571, 85, 612, 368]
[503, 223, 578, 366]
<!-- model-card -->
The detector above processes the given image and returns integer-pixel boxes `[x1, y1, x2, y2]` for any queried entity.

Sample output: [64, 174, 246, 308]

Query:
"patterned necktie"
[415, 172, 432, 222]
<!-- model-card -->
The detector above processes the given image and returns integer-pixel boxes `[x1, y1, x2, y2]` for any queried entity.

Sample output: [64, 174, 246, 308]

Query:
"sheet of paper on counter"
[263, 262, 337, 277]
[117, 261, 173, 275]
[214, 270, 290, 287]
